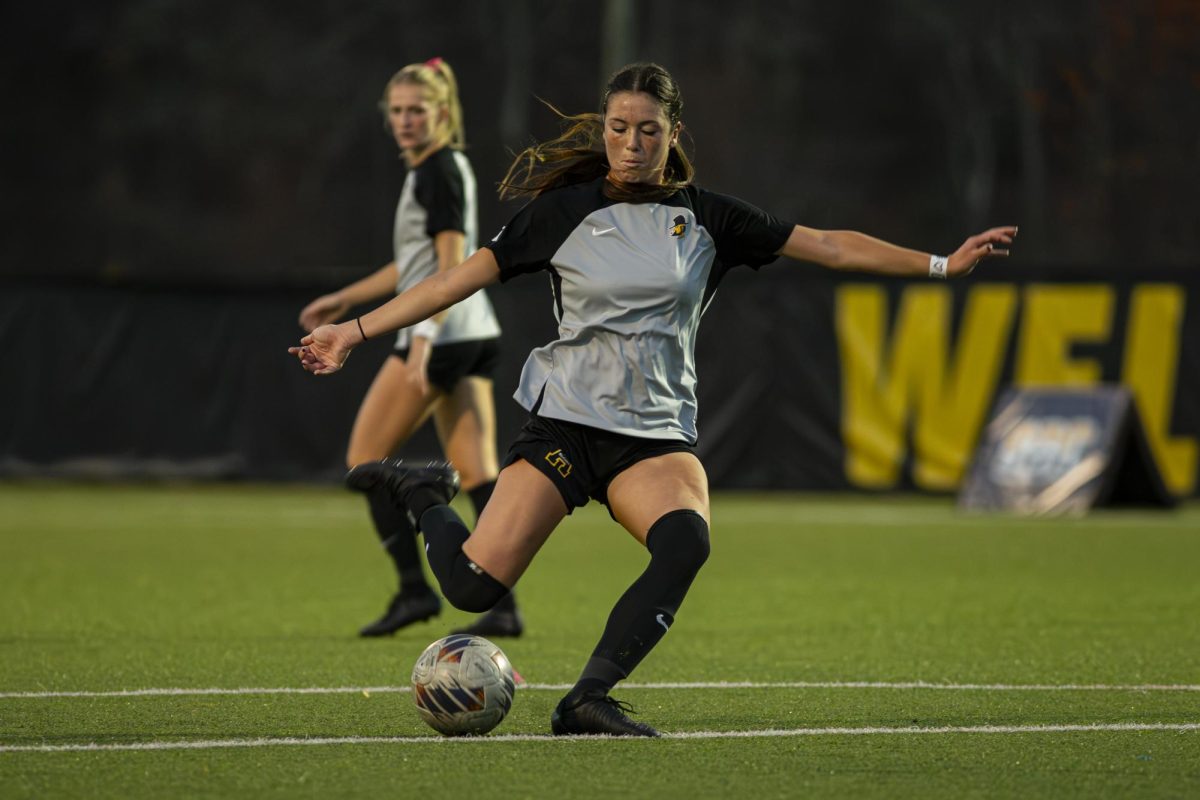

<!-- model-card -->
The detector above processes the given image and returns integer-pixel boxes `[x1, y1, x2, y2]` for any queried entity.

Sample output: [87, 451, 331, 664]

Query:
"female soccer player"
[297, 58, 523, 639]
[292, 63, 1015, 733]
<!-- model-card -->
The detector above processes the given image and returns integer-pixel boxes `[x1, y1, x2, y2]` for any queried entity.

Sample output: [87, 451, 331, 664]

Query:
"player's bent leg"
[435, 378, 524, 635]
[421, 505, 508, 613]
[550, 509, 708, 737]
[422, 461, 563, 611]
[348, 458, 564, 613]
[448, 480, 525, 637]
[551, 454, 711, 737]
[459, 459, 567, 586]
[606, 451, 710, 544]
[425, 461, 564, 611]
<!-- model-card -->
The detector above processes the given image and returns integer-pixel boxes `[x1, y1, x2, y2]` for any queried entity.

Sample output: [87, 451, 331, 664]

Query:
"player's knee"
[442, 559, 508, 613]
[647, 509, 710, 576]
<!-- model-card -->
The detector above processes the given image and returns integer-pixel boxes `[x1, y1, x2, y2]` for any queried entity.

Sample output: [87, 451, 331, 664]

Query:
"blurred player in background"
[298, 58, 523, 639]
[292, 62, 1015, 733]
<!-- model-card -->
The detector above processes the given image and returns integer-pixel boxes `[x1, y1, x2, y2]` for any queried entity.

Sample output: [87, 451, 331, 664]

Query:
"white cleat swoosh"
[592, 226, 616, 236]
[656, 613, 670, 632]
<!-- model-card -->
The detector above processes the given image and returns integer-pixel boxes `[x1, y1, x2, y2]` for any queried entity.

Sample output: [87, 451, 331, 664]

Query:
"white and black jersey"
[392, 148, 501, 349]
[484, 177, 792, 443]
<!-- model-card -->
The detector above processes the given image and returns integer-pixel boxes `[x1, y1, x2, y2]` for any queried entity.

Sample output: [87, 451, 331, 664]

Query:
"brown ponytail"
[499, 63, 693, 203]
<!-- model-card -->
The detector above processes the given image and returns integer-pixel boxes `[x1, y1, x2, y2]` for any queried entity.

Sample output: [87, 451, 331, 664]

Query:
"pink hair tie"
[425, 57, 443, 68]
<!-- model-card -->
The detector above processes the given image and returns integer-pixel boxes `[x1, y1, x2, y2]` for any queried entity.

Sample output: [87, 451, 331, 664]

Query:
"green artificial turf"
[1, 484, 1197, 798]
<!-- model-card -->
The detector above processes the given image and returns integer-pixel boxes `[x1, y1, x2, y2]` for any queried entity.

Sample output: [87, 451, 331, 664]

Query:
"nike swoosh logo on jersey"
[591, 226, 616, 236]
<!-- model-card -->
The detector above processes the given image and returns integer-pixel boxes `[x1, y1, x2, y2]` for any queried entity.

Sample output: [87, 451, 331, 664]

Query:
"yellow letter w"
[837, 284, 1018, 490]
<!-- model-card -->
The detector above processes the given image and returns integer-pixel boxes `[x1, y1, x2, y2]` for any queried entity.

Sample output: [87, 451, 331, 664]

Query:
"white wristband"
[411, 318, 440, 342]
[929, 255, 949, 279]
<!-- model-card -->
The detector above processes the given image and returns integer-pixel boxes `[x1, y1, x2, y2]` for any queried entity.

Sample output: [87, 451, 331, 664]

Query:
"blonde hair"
[380, 57, 465, 150]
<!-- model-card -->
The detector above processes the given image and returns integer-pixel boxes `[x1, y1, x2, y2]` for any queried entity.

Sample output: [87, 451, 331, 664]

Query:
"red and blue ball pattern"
[411, 634, 516, 735]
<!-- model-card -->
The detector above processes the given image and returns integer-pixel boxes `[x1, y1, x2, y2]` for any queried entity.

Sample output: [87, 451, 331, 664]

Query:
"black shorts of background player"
[297, 58, 522, 640]
[292, 62, 1016, 734]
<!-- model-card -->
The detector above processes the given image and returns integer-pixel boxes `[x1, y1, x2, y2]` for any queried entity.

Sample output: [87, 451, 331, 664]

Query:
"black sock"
[466, 480, 519, 613]
[569, 510, 710, 699]
[366, 486, 428, 595]
[419, 505, 508, 613]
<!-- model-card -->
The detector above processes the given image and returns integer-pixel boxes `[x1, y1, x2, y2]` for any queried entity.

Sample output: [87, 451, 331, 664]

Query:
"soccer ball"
[411, 634, 516, 736]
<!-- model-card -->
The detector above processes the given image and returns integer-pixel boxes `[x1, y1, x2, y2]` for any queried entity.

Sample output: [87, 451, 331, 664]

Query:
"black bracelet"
[355, 317, 368, 342]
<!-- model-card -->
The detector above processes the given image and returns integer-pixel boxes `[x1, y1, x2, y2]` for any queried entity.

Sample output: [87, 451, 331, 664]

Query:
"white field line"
[2, 680, 1199, 700]
[716, 505, 1197, 527]
[2, 722, 1197, 753]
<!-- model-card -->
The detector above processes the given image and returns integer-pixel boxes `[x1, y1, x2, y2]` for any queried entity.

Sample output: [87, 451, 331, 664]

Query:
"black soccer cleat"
[450, 604, 525, 639]
[345, 459, 461, 519]
[550, 690, 661, 737]
[358, 590, 441, 637]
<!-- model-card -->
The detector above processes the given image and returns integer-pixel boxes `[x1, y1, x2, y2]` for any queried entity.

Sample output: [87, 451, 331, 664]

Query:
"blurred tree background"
[3, 0, 1197, 289]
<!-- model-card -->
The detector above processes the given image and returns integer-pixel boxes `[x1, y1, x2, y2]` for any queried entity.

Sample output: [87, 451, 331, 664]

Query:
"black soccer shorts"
[503, 413, 695, 513]
[392, 337, 501, 394]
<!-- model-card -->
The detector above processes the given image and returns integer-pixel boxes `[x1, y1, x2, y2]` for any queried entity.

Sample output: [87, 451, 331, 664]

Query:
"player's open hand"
[288, 323, 354, 375]
[948, 226, 1017, 277]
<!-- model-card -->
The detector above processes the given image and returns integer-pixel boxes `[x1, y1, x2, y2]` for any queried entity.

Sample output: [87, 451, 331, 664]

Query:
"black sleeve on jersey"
[414, 152, 467, 238]
[696, 189, 793, 270]
[483, 184, 598, 283]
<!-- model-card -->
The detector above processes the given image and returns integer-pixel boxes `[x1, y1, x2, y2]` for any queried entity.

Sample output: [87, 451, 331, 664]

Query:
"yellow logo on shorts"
[545, 448, 573, 478]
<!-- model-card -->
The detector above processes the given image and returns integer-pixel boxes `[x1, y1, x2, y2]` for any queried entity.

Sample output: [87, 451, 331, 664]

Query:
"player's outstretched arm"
[288, 248, 500, 375]
[779, 225, 1017, 279]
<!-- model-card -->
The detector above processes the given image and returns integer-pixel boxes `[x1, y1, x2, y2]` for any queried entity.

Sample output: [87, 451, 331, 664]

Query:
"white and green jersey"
[484, 178, 791, 443]
[392, 148, 500, 348]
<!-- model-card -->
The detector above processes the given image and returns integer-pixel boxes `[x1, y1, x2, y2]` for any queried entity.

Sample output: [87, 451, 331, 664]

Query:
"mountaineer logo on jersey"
[669, 215, 688, 238]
